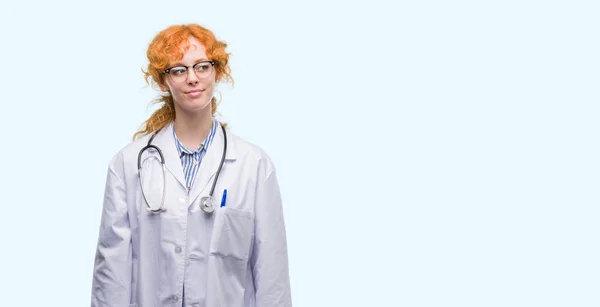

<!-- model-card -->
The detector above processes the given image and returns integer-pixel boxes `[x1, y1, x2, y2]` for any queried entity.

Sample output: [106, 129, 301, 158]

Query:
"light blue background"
[0, 0, 598, 306]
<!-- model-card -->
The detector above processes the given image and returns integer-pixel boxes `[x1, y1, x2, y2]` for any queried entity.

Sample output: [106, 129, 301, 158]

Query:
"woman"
[91, 24, 292, 307]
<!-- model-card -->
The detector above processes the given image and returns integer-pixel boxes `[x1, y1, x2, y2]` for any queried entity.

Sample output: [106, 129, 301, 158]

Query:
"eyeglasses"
[163, 60, 216, 83]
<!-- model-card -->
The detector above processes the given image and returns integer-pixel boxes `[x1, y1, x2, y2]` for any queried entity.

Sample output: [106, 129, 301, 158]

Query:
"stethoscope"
[137, 124, 227, 214]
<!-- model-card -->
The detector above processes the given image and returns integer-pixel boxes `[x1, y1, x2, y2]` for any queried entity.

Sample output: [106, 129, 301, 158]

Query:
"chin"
[182, 103, 212, 113]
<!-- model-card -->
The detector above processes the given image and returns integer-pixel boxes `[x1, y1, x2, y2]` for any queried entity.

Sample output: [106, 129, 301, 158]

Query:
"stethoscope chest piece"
[199, 196, 215, 214]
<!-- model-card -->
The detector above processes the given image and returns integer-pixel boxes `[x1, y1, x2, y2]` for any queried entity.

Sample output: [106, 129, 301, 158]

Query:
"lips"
[185, 89, 204, 94]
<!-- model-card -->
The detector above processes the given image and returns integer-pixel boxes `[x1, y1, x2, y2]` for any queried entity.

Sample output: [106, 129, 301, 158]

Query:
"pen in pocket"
[220, 189, 227, 208]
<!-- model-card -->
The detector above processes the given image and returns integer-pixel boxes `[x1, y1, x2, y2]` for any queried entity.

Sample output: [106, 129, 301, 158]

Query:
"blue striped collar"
[171, 119, 218, 158]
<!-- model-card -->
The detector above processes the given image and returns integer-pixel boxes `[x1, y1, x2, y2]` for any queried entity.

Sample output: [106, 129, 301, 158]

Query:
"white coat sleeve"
[250, 169, 292, 306]
[91, 153, 132, 307]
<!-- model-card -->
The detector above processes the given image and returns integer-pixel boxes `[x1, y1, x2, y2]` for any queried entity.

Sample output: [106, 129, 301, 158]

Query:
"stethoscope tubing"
[137, 124, 227, 214]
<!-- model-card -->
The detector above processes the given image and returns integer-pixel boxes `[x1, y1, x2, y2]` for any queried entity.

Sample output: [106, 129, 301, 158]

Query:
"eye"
[169, 67, 187, 76]
[195, 63, 211, 71]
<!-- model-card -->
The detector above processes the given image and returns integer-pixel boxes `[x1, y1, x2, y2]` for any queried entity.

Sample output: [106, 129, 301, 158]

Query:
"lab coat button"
[171, 295, 179, 302]
[175, 246, 182, 253]
[179, 197, 187, 203]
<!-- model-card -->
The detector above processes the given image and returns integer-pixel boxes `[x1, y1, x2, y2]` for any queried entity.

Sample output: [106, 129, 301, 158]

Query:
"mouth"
[185, 89, 205, 94]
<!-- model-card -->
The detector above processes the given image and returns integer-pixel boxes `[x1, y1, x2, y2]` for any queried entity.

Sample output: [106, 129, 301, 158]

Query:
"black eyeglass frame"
[163, 60, 217, 77]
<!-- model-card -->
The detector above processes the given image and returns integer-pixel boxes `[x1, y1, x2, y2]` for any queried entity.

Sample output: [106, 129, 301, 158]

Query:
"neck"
[173, 106, 214, 150]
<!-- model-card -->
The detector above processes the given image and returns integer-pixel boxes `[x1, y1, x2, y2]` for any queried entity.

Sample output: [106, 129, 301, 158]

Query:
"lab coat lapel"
[189, 124, 236, 205]
[151, 123, 187, 190]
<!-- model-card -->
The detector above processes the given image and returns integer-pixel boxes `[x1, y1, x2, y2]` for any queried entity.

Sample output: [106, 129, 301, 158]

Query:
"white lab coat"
[91, 123, 292, 307]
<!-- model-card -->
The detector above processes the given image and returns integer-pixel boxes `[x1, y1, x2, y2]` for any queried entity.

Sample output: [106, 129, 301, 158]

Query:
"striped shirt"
[172, 119, 218, 192]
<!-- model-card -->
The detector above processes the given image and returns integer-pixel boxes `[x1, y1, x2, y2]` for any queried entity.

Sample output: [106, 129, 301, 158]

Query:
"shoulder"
[106, 134, 154, 173]
[227, 129, 277, 178]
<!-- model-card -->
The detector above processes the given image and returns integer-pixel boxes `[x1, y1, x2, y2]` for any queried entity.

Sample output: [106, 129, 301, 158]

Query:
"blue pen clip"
[220, 189, 227, 208]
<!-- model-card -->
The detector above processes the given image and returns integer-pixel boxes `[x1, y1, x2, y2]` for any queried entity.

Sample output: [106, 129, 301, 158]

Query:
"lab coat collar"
[188, 121, 236, 205]
[151, 123, 186, 190]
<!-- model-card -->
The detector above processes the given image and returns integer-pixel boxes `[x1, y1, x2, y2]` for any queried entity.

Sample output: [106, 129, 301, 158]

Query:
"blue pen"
[220, 189, 227, 208]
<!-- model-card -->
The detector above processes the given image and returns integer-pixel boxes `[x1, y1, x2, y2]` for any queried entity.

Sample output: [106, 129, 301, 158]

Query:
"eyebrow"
[170, 58, 210, 67]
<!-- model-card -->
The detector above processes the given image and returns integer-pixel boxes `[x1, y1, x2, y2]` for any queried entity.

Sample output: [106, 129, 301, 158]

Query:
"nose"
[187, 69, 199, 85]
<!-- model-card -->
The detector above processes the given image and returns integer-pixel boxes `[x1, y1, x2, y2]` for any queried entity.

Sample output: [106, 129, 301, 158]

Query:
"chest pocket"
[209, 208, 254, 261]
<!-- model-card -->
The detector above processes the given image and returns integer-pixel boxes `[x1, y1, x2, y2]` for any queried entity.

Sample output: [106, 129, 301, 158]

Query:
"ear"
[158, 77, 170, 92]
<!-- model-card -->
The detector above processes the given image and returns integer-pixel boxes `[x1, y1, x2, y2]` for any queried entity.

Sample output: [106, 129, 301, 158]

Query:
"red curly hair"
[133, 24, 233, 140]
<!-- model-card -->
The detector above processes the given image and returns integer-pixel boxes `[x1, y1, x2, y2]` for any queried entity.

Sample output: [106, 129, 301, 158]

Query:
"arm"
[250, 169, 292, 306]
[91, 153, 132, 307]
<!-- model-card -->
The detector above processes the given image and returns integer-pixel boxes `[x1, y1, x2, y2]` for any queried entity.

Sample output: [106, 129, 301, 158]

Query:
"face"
[160, 37, 216, 114]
